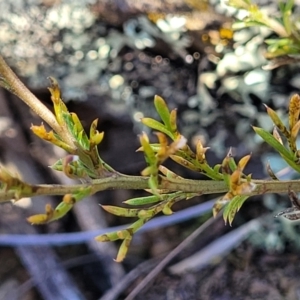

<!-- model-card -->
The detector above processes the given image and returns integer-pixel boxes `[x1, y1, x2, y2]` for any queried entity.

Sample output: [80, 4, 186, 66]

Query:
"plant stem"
[2, 174, 300, 203]
[0, 54, 75, 148]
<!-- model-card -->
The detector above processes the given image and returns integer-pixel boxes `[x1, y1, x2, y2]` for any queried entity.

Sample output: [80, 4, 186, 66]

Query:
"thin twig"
[124, 215, 219, 300]
[100, 257, 161, 300]
[0, 54, 75, 148]
[2, 174, 300, 204]
[0, 56, 57, 132]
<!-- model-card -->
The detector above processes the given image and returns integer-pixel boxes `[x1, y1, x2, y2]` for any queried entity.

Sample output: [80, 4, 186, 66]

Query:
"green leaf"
[61, 112, 90, 151]
[228, 157, 237, 172]
[223, 195, 249, 226]
[141, 118, 174, 139]
[48, 77, 68, 126]
[77, 130, 90, 151]
[101, 205, 139, 217]
[253, 126, 300, 172]
[115, 237, 132, 262]
[139, 133, 156, 165]
[170, 155, 201, 172]
[264, 104, 289, 137]
[50, 159, 63, 171]
[212, 197, 228, 217]
[162, 205, 173, 215]
[213, 164, 221, 173]
[95, 231, 121, 242]
[252, 126, 293, 159]
[154, 95, 171, 129]
[62, 112, 76, 136]
[72, 187, 92, 201]
[124, 195, 162, 205]
[169, 109, 178, 136]
[28, 201, 73, 224]
[159, 165, 183, 179]
[148, 175, 159, 195]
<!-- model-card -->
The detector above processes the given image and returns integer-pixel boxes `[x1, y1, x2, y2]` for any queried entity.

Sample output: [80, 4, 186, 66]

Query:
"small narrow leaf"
[50, 159, 63, 171]
[159, 165, 183, 179]
[196, 140, 209, 163]
[264, 104, 289, 137]
[27, 199, 75, 224]
[170, 155, 201, 172]
[229, 169, 241, 192]
[148, 175, 159, 195]
[101, 205, 139, 217]
[27, 214, 49, 224]
[70, 113, 85, 136]
[228, 157, 237, 172]
[154, 95, 171, 128]
[31, 124, 74, 152]
[213, 164, 221, 173]
[141, 166, 154, 176]
[63, 112, 90, 150]
[124, 195, 162, 205]
[252, 126, 293, 160]
[77, 130, 90, 150]
[138, 209, 155, 218]
[141, 118, 173, 138]
[115, 237, 132, 262]
[90, 118, 98, 135]
[95, 231, 121, 242]
[162, 205, 173, 215]
[139, 132, 156, 165]
[90, 119, 104, 145]
[27, 204, 54, 224]
[136, 143, 160, 153]
[223, 195, 249, 226]
[237, 154, 251, 172]
[90, 131, 104, 146]
[273, 127, 283, 145]
[222, 150, 232, 175]
[169, 109, 178, 135]
[212, 197, 229, 217]
[62, 112, 76, 137]
[289, 94, 300, 130]
[48, 77, 68, 125]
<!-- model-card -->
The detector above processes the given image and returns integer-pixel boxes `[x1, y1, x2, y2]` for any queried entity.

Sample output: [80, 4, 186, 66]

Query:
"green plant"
[1, 53, 300, 262]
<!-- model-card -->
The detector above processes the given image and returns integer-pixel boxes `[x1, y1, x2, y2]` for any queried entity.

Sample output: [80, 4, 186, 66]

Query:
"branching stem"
[2, 174, 300, 204]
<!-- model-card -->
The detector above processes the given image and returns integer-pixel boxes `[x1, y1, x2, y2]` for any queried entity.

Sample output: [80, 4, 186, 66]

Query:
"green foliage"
[2, 70, 300, 259]
[254, 95, 300, 174]
[2, 0, 300, 261]
[0, 73, 259, 260]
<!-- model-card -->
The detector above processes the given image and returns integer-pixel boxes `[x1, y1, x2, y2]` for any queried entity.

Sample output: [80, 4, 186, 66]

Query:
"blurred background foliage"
[2, 0, 298, 161]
